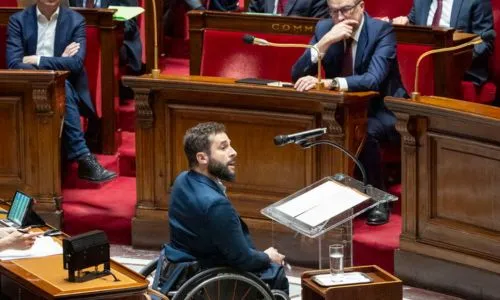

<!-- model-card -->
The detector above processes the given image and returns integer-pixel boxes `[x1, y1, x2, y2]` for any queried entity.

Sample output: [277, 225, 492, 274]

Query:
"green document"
[109, 6, 145, 21]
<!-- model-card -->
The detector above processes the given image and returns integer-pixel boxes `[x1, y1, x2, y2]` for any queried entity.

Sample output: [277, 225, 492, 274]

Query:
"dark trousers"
[358, 104, 399, 190]
[258, 263, 289, 294]
[63, 80, 91, 161]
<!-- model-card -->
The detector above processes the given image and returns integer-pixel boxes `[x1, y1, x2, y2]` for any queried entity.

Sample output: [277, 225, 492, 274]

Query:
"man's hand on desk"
[294, 76, 335, 92]
[22, 55, 38, 65]
[392, 16, 409, 25]
[2, 230, 42, 250]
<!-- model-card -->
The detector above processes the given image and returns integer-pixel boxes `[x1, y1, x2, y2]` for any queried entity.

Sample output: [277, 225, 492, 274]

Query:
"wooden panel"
[0, 97, 22, 182]
[386, 95, 500, 298]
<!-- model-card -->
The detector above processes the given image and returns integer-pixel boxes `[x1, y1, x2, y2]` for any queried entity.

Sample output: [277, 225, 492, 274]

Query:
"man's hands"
[264, 247, 285, 265]
[62, 42, 80, 57]
[316, 19, 359, 54]
[294, 77, 334, 92]
[4, 231, 42, 250]
[392, 16, 409, 25]
[22, 55, 38, 65]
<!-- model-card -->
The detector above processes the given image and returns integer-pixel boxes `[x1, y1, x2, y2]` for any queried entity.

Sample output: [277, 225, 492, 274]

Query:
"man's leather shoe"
[78, 153, 117, 183]
[366, 202, 390, 226]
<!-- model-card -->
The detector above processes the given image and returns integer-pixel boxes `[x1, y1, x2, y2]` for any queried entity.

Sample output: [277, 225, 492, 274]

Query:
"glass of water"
[329, 244, 344, 281]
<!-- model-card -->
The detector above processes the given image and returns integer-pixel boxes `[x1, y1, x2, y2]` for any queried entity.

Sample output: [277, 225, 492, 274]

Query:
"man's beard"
[208, 158, 235, 182]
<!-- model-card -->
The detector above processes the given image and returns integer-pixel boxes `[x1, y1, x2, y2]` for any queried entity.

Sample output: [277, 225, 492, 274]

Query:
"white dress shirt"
[83, 0, 102, 7]
[35, 6, 60, 65]
[310, 15, 365, 91]
[426, 0, 453, 27]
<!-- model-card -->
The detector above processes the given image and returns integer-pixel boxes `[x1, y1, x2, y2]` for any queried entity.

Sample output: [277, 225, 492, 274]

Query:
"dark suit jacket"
[408, 0, 495, 85]
[248, 0, 328, 18]
[69, 0, 143, 73]
[292, 13, 408, 111]
[164, 170, 270, 272]
[6, 5, 94, 112]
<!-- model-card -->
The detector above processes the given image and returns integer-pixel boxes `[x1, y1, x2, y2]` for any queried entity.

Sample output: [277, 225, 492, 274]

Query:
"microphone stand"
[245, 38, 325, 90]
[296, 139, 368, 191]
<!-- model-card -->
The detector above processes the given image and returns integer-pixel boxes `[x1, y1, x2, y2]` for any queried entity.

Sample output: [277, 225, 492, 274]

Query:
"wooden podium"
[123, 74, 378, 266]
[301, 265, 402, 300]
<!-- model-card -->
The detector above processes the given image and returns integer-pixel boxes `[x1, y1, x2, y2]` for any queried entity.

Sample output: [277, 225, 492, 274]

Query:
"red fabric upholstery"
[1, 0, 18, 7]
[84, 27, 102, 117]
[0, 25, 6, 69]
[460, 4, 500, 104]
[201, 30, 310, 81]
[397, 44, 435, 95]
[364, 0, 413, 19]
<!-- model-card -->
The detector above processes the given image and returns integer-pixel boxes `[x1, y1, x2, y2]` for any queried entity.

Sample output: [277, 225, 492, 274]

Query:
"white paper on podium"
[276, 181, 369, 227]
[0, 236, 62, 261]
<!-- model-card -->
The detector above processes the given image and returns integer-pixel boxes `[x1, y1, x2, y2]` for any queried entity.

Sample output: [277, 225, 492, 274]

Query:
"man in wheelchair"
[162, 122, 289, 297]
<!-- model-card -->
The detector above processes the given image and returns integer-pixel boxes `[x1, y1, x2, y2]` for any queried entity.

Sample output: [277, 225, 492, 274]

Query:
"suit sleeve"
[6, 15, 37, 70]
[207, 200, 270, 272]
[470, 0, 495, 58]
[345, 23, 396, 92]
[309, 0, 329, 18]
[291, 27, 321, 82]
[407, 2, 416, 25]
[37, 16, 86, 74]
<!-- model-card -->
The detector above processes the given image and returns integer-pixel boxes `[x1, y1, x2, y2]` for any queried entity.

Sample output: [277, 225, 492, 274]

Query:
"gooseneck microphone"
[242, 34, 325, 90]
[274, 128, 327, 146]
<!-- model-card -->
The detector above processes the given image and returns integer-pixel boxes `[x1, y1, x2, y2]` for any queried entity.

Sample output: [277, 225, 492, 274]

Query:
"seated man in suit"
[164, 122, 289, 294]
[391, 0, 495, 86]
[7, 0, 117, 183]
[292, 0, 408, 225]
[248, 0, 329, 18]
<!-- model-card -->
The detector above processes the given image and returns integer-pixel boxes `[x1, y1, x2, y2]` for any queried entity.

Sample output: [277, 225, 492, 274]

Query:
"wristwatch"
[330, 78, 340, 91]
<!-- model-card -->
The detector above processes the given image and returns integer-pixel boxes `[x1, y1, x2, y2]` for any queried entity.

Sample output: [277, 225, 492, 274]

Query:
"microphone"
[412, 34, 483, 100]
[242, 34, 326, 90]
[243, 34, 269, 46]
[274, 128, 327, 146]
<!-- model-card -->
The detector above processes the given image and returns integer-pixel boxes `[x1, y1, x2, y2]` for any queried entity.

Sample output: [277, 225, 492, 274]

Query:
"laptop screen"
[8, 191, 32, 226]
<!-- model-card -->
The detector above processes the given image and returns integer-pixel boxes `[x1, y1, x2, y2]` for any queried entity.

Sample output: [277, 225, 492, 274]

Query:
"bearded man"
[163, 122, 289, 294]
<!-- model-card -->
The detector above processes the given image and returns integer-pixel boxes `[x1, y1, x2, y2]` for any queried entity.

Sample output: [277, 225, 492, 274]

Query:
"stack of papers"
[109, 6, 145, 21]
[0, 236, 63, 261]
[276, 181, 369, 227]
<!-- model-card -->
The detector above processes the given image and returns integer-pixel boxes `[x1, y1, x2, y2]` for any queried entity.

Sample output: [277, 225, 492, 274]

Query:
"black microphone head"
[243, 34, 255, 44]
[273, 135, 287, 146]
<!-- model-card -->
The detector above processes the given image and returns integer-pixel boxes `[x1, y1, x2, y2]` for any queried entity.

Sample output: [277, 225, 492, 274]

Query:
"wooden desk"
[123, 74, 377, 266]
[0, 8, 121, 154]
[0, 207, 149, 299]
[385, 96, 500, 299]
[301, 265, 402, 300]
[187, 11, 475, 99]
[0, 71, 67, 228]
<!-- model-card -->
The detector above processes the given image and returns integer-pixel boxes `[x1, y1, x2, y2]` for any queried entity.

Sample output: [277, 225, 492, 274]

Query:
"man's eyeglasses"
[329, 0, 363, 17]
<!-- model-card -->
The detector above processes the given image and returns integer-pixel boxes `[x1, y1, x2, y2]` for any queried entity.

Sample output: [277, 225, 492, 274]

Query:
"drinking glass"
[329, 244, 344, 281]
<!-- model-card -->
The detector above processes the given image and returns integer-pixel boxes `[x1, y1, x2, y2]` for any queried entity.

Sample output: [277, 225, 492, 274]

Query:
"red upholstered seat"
[397, 44, 435, 96]
[0, 25, 6, 69]
[364, 1, 412, 19]
[1, 0, 18, 7]
[84, 27, 102, 117]
[460, 5, 500, 104]
[201, 29, 311, 82]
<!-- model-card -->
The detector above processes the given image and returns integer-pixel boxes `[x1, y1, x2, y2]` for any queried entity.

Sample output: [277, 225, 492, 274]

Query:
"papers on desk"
[276, 181, 369, 227]
[0, 236, 62, 261]
[109, 6, 145, 21]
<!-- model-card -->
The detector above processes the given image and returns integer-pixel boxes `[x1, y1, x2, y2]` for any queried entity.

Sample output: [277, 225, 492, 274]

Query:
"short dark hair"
[184, 122, 226, 168]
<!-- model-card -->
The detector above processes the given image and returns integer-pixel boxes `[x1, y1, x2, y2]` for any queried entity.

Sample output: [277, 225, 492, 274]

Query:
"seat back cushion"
[364, 0, 413, 19]
[397, 44, 435, 96]
[201, 29, 311, 82]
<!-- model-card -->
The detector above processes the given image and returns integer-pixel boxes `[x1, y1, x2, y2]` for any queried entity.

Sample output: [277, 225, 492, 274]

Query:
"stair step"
[118, 99, 135, 133]
[62, 176, 136, 245]
[62, 154, 119, 189]
[118, 131, 136, 177]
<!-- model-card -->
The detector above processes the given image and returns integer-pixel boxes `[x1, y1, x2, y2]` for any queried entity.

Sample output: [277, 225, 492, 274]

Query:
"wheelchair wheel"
[271, 289, 290, 300]
[173, 267, 275, 300]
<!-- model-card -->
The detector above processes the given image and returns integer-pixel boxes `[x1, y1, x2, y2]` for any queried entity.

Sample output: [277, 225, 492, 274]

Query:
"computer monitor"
[4, 191, 34, 227]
